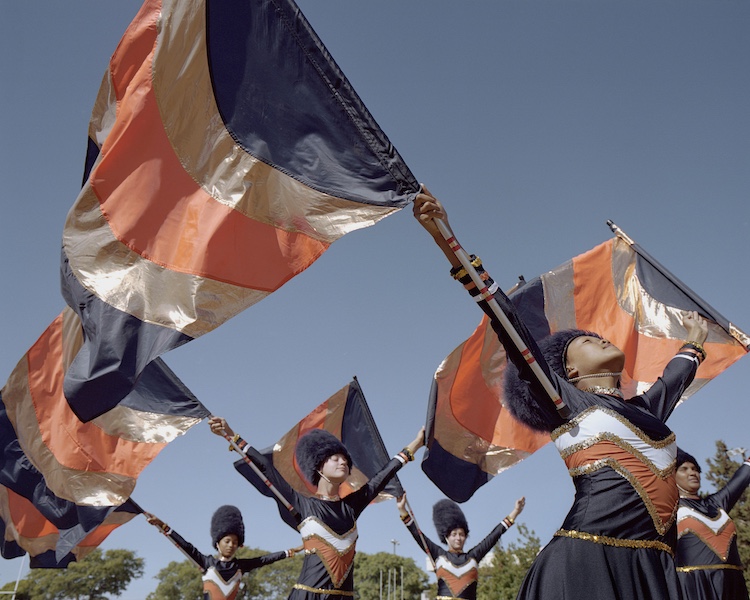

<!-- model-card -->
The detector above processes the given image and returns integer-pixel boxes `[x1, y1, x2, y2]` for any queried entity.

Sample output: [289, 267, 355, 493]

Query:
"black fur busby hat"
[295, 429, 352, 486]
[676, 448, 701, 473]
[433, 499, 469, 543]
[211, 505, 245, 548]
[503, 329, 600, 433]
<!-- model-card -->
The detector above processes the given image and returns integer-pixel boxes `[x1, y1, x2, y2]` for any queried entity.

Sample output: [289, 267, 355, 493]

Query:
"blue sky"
[1, 1, 749, 597]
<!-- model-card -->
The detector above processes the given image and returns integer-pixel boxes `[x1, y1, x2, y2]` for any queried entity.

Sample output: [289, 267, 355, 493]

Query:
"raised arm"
[639, 311, 707, 421]
[396, 493, 443, 558]
[349, 427, 426, 516]
[711, 456, 750, 513]
[414, 189, 566, 431]
[237, 546, 303, 572]
[208, 416, 300, 511]
[145, 514, 209, 571]
[468, 496, 525, 561]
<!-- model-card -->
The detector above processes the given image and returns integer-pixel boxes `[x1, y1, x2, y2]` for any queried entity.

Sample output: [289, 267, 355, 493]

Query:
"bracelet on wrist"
[229, 434, 247, 452]
[682, 341, 706, 362]
[450, 255, 483, 280]
[401, 447, 415, 462]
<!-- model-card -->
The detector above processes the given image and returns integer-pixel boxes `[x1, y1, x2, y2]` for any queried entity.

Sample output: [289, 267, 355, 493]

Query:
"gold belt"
[554, 529, 674, 556]
[677, 564, 743, 573]
[293, 583, 354, 596]
[436, 596, 464, 600]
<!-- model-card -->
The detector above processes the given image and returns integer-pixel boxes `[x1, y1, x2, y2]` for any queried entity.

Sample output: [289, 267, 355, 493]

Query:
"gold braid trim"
[554, 529, 674, 556]
[292, 583, 354, 596]
[676, 564, 743, 573]
[560, 431, 676, 479]
[678, 527, 735, 562]
[552, 406, 676, 454]
[436, 596, 465, 600]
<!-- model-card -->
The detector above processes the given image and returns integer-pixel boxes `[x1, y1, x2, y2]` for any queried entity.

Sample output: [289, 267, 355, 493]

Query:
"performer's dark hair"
[295, 429, 352, 486]
[503, 329, 600, 433]
[676, 448, 701, 473]
[433, 499, 469, 543]
[211, 505, 245, 548]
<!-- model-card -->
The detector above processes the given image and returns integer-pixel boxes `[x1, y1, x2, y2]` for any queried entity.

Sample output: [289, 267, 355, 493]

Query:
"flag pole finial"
[607, 220, 635, 245]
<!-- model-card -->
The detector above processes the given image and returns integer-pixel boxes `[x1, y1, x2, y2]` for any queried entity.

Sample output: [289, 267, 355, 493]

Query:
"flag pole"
[210, 419, 300, 521]
[434, 218, 570, 417]
[403, 497, 436, 571]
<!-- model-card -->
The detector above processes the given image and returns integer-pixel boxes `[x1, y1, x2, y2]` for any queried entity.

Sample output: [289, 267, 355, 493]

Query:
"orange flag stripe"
[25, 313, 164, 476]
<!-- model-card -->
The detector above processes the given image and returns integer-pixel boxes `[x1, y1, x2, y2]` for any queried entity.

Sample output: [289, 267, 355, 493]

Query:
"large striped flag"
[1, 307, 209, 508]
[235, 378, 403, 530]
[422, 228, 749, 502]
[0, 485, 141, 568]
[0, 397, 142, 566]
[62, 0, 419, 420]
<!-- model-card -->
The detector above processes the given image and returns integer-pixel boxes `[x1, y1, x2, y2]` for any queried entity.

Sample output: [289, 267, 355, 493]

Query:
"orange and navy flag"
[1, 307, 209, 509]
[235, 378, 403, 530]
[61, 0, 419, 420]
[0, 397, 142, 566]
[422, 230, 749, 502]
[0, 485, 141, 568]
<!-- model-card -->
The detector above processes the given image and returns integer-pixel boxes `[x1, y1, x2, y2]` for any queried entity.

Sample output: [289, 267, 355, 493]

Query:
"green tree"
[244, 550, 303, 600]
[1, 548, 144, 600]
[146, 547, 303, 600]
[703, 439, 750, 587]
[477, 523, 540, 600]
[146, 559, 202, 600]
[353, 551, 429, 600]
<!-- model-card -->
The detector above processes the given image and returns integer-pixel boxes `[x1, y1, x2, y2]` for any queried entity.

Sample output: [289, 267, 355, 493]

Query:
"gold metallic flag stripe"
[154, 0, 398, 240]
[59, 308, 205, 444]
[64, 186, 270, 337]
[433, 324, 541, 475]
[0, 487, 58, 557]
[3, 353, 136, 506]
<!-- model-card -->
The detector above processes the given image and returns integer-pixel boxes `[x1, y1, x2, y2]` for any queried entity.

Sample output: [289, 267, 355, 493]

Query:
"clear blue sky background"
[1, 2, 749, 598]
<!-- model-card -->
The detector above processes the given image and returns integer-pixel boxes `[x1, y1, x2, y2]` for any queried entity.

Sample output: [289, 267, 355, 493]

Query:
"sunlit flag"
[422, 228, 749, 502]
[1, 308, 209, 507]
[61, 0, 419, 419]
[235, 378, 403, 530]
[0, 485, 141, 568]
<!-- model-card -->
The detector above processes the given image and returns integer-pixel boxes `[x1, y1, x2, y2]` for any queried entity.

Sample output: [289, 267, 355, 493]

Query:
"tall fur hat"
[676, 448, 701, 473]
[295, 429, 352, 486]
[433, 499, 469, 543]
[503, 329, 601, 433]
[211, 505, 245, 548]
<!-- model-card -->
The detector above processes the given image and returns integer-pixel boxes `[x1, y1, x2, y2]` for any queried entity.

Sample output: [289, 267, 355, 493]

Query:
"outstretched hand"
[145, 513, 169, 533]
[209, 416, 234, 438]
[413, 186, 448, 239]
[396, 493, 409, 517]
[406, 426, 427, 456]
[412, 187, 462, 268]
[511, 496, 526, 520]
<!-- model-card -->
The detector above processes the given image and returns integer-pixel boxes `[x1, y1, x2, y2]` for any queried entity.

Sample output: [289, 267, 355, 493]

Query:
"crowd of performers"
[144, 189, 749, 600]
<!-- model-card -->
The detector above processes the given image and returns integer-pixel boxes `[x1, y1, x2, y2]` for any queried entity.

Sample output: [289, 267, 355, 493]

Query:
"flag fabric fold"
[0, 396, 142, 566]
[62, 0, 419, 417]
[235, 378, 403, 530]
[1, 307, 209, 507]
[0, 482, 141, 568]
[422, 234, 748, 502]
